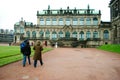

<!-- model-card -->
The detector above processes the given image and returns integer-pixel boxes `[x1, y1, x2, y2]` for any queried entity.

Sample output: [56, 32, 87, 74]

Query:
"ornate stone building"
[109, 0, 120, 44]
[14, 5, 112, 47]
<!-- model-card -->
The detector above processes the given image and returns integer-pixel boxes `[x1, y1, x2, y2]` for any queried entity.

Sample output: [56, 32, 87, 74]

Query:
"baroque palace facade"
[109, 0, 120, 44]
[14, 5, 112, 47]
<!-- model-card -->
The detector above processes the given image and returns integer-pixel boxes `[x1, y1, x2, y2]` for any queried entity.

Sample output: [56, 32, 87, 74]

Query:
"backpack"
[20, 42, 26, 53]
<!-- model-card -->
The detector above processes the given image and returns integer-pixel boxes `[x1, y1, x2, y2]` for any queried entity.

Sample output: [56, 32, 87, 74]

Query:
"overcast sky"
[0, 0, 111, 30]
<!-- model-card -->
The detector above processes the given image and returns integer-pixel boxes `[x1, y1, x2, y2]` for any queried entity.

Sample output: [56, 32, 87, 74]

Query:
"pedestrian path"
[0, 48, 120, 80]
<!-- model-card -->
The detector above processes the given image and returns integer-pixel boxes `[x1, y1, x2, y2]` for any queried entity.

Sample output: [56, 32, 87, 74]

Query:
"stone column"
[50, 32, 52, 40]
[91, 18, 93, 25]
[84, 18, 86, 25]
[36, 30, 39, 38]
[45, 17, 46, 25]
[77, 31, 79, 40]
[109, 30, 111, 40]
[63, 18, 65, 25]
[84, 30, 86, 40]
[78, 18, 80, 25]
[37, 17, 40, 25]
[91, 30, 93, 39]
[101, 30, 103, 40]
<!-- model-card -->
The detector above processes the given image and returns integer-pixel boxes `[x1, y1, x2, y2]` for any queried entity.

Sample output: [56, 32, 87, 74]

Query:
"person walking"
[20, 39, 31, 67]
[33, 40, 43, 68]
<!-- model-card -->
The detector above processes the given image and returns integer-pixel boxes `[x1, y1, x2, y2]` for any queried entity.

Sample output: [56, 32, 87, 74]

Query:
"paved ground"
[1, 48, 120, 80]
[0, 43, 9, 46]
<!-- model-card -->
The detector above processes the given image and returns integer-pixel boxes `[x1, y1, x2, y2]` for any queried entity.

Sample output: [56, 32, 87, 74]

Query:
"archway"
[65, 31, 70, 39]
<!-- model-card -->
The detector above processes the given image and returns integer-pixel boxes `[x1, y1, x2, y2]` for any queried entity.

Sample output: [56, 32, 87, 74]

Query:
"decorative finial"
[99, 10, 101, 14]
[87, 4, 90, 9]
[21, 17, 23, 21]
[48, 5, 50, 10]
[67, 6, 69, 10]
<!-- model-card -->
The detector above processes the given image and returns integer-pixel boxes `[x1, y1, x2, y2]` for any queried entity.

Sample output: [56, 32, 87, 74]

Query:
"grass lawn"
[0, 46, 53, 67]
[0, 46, 20, 58]
[98, 44, 120, 53]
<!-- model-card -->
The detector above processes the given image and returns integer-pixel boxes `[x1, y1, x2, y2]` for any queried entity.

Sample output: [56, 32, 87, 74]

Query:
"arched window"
[26, 31, 30, 38]
[66, 18, 70, 25]
[103, 30, 109, 40]
[93, 17, 98, 25]
[58, 31, 63, 38]
[20, 27, 24, 33]
[39, 30, 44, 38]
[32, 31, 36, 38]
[73, 18, 78, 25]
[72, 31, 77, 38]
[80, 18, 84, 25]
[93, 31, 98, 38]
[65, 31, 70, 39]
[79, 31, 84, 40]
[59, 18, 63, 25]
[52, 31, 57, 40]
[5, 29, 9, 34]
[86, 18, 91, 25]
[40, 18, 45, 25]
[1, 29, 4, 33]
[86, 31, 91, 39]
[45, 30, 50, 38]
[46, 18, 51, 25]
[52, 18, 57, 25]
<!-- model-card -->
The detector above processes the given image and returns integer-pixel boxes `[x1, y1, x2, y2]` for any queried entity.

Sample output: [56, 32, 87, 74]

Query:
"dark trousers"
[34, 59, 43, 67]
[23, 54, 31, 66]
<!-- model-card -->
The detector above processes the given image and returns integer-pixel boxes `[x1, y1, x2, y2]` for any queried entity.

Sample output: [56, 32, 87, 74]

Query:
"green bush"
[71, 41, 79, 47]
[58, 41, 64, 47]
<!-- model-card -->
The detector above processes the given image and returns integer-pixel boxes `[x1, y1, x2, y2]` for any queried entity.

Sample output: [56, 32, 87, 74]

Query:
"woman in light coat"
[33, 40, 43, 68]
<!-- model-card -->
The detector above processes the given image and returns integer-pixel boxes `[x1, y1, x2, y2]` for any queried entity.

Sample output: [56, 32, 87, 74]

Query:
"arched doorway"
[65, 31, 70, 39]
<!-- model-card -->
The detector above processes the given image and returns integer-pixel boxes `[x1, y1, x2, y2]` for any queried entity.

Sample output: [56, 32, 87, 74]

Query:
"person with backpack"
[33, 40, 43, 68]
[20, 39, 31, 67]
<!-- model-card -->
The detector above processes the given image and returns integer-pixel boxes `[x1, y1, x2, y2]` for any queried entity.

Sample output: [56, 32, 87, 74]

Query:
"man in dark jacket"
[21, 39, 31, 67]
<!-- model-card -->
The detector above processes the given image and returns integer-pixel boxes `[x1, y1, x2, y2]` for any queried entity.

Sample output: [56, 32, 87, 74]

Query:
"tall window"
[20, 27, 24, 33]
[46, 18, 51, 25]
[86, 31, 91, 39]
[79, 31, 84, 40]
[52, 31, 57, 40]
[93, 17, 98, 25]
[58, 31, 63, 38]
[39, 30, 44, 38]
[80, 18, 84, 25]
[40, 18, 45, 25]
[86, 18, 91, 25]
[93, 31, 98, 38]
[0, 29, 4, 33]
[103, 30, 109, 40]
[52, 18, 57, 25]
[26, 31, 30, 38]
[72, 31, 77, 38]
[5, 29, 9, 34]
[66, 18, 70, 25]
[32, 31, 36, 38]
[73, 18, 78, 25]
[65, 31, 70, 39]
[59, 18, 63, 25]
[45, 30, 50, 39]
